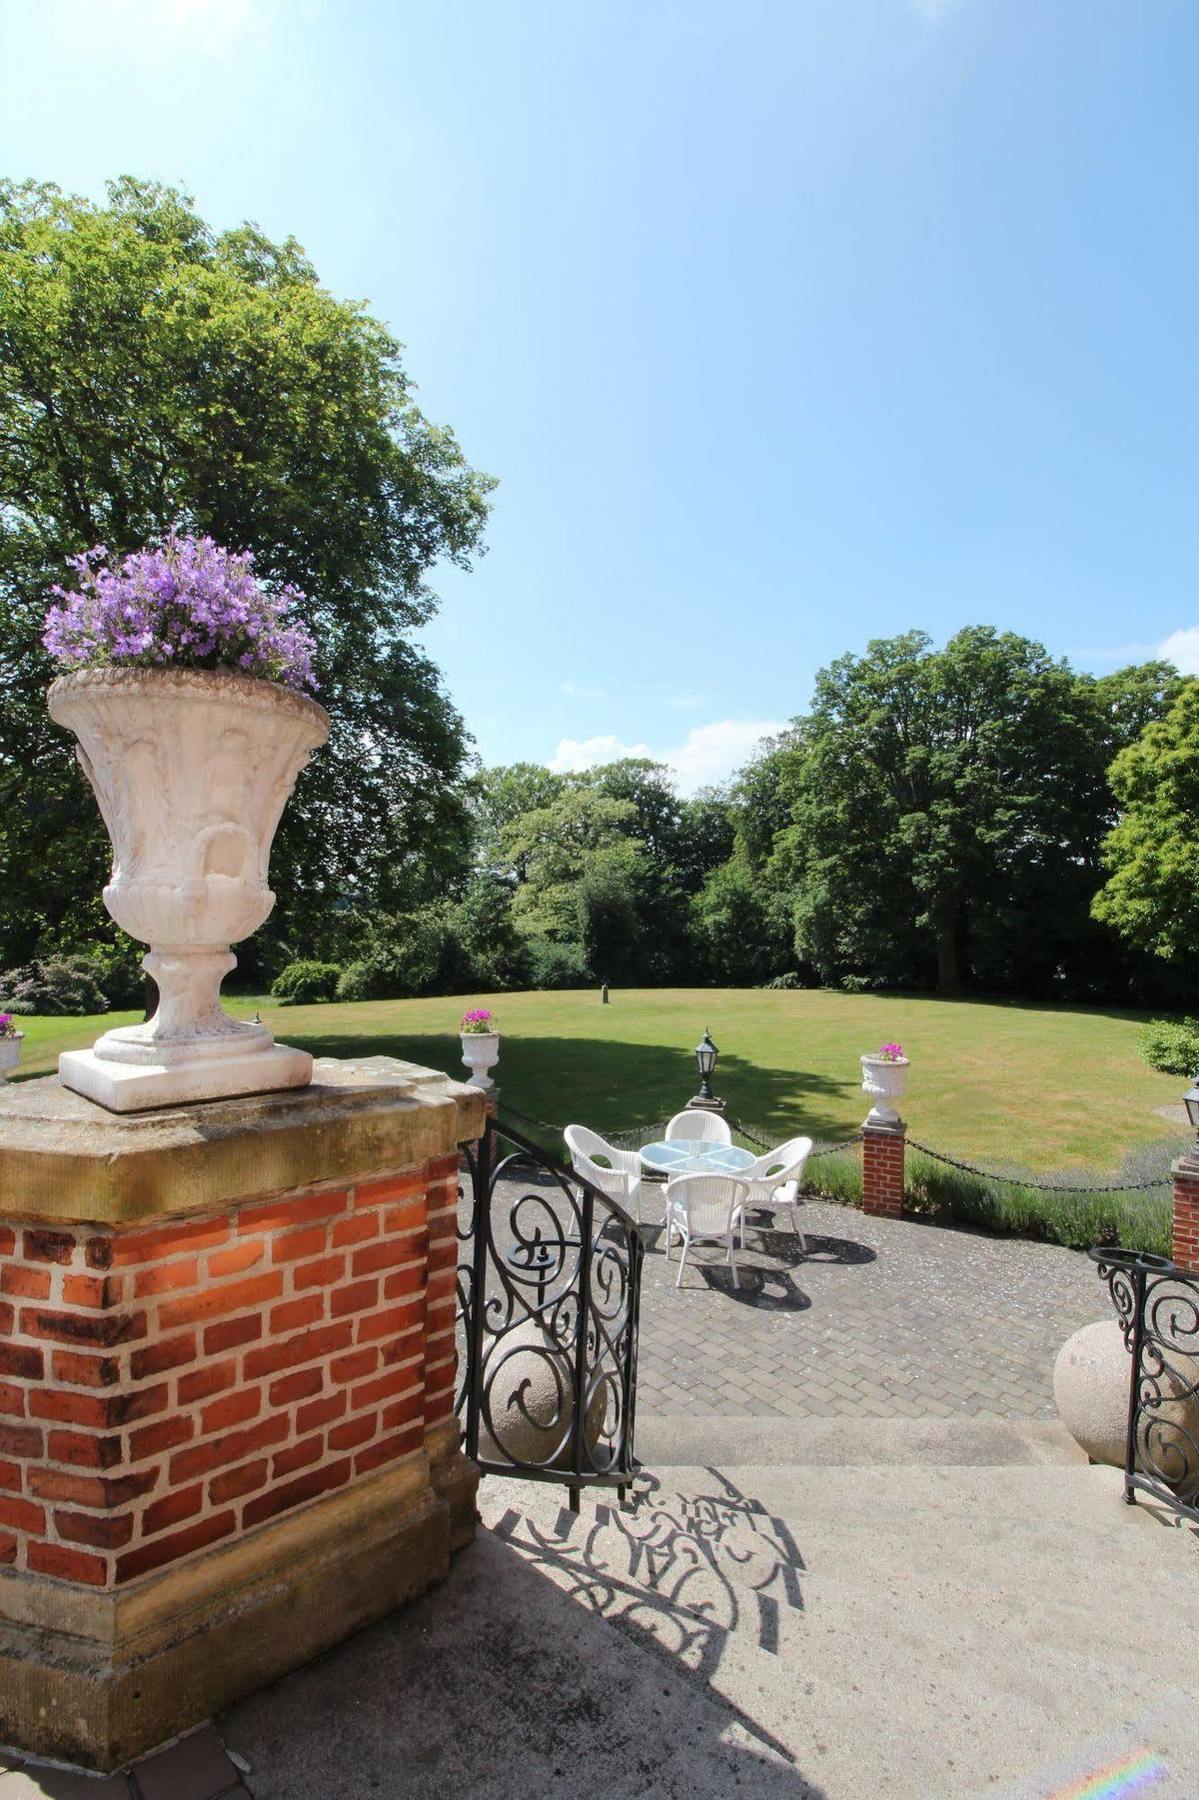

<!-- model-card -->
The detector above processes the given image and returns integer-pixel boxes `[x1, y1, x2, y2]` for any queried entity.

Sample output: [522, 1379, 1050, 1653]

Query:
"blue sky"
[3, 0, 1197, 791]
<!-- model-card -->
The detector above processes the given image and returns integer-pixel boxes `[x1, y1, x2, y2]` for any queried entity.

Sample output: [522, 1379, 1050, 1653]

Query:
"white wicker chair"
[664, 1109, 732, 1145]
[740, 1135, 813, 1249]
[664, 1173, 748, 1288]
[564, 1124, 651, 1223]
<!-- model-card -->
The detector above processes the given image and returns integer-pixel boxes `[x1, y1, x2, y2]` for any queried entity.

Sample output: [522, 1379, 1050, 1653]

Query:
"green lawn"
[8, 986, 1185, 1174]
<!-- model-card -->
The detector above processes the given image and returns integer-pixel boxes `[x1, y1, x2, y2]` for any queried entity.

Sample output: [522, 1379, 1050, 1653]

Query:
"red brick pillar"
[1172, 1158, 1199, 1273]
[861, 1118, 905, 1219]
[0, 1057, 483, 1771]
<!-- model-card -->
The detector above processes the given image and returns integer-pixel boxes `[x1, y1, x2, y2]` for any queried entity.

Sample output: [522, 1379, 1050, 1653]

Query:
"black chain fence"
[905, 1137, 1172, 1195]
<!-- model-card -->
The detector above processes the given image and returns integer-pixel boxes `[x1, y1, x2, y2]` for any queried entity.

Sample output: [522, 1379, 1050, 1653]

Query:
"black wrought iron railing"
[1089, 1247, 1199, 1523]
[456, 1116, 643, 1509]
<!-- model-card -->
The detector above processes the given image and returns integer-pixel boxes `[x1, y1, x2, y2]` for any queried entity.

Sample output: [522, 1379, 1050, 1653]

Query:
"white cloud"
[1075, 628, 1199, 676]
[667, 720, 788, 791]
[1158, 628, 1199, 677]
[561, 679, 606, 702]
[549, 734, 653, 773]
[548, 718, 786, 795]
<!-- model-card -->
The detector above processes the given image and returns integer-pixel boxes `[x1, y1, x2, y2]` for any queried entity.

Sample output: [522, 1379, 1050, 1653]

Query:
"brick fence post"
[861, 1117, 906, 1219]
[0, 1056, 484, 1772]
[1172, 1156, 1199, 1273]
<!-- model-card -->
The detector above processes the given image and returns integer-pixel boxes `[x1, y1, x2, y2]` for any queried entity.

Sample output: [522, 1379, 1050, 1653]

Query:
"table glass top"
[640, 1140, 755, 1175]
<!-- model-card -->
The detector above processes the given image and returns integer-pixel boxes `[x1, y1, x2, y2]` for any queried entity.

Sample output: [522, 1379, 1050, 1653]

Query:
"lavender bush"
[44, 534, 317, 693]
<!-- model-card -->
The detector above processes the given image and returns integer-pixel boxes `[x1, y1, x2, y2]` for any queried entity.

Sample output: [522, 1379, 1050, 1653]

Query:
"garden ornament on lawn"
[44, 535, 329, 1112]
[861, 1041, 909, 1123]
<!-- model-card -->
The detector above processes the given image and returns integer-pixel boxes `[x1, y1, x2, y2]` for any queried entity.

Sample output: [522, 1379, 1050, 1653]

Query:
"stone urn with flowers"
[0, 1014, 24, 1083]
[860, 1042, 909, 1124]
[460, 1009, 500, 1090]
[44, 534, 329, 1112]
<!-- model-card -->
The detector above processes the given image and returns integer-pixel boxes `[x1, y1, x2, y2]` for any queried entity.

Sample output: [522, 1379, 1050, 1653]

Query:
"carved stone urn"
[48, 667, 329, 1112]
[459, 1031, 500, 1091]
[860, 1052, 909, 1125]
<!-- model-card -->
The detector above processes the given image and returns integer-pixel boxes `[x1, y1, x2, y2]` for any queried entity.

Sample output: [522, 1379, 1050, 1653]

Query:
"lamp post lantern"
[1184, 1076, 1199, 1161]
[693, 1029, 720, 1105]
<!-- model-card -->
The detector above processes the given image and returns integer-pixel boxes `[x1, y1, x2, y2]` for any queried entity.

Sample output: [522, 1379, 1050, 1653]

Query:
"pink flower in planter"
[876, 1043, 906, 1062]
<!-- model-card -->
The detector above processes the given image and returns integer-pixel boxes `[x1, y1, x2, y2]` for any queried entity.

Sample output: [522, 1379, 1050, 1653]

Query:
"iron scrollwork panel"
[1090, 1248, 1199, 1521]
[456, 1117, 643, 1501]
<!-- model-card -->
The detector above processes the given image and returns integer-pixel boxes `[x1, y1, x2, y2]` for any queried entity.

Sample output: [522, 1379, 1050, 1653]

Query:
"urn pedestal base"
[59, 1042, 313, 1114]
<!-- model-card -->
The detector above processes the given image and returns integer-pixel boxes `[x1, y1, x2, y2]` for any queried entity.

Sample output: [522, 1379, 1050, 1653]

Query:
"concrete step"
[475, 1458, 1199, 1799]
[636, 1412, 1087, 1468]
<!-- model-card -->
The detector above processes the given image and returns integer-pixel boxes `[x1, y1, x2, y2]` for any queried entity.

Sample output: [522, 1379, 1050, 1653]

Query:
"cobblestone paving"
[634, 1196, 1107, 1421]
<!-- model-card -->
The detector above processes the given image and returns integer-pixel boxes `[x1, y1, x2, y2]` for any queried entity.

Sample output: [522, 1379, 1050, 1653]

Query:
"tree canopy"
[734, 630, 1183, 999]
[1093, 679, 1199, 961]
[0, 176, 494, 973]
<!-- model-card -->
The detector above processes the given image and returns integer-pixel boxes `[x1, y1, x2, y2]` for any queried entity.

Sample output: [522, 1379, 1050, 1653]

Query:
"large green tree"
[759, 629, 1179, 996]
[0, 177, 494, 974]
[1092, 679, 1199, 961]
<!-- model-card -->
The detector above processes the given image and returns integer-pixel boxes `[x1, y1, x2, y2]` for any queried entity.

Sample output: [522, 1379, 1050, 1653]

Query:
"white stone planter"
[47, 667, 329, 1112]
[0, 1034, 24, 1081]
[860, 1053, 909, 1124]
[460, 1031, 500, 1091]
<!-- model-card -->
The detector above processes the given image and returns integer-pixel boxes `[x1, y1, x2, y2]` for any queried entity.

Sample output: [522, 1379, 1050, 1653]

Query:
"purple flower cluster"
[461, 1008, 497, 1035]
[0, 1014, 18, 1040]
[876, 1042, 906, 1062]
[43, 534, 318, 693]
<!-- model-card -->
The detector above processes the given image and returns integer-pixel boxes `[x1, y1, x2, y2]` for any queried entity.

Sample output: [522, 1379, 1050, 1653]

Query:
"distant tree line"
[298, 626, 1188, 1011]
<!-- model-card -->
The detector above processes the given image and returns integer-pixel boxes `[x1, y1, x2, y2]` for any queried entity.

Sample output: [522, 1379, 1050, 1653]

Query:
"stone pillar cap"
[0, 1057, 484, 1225]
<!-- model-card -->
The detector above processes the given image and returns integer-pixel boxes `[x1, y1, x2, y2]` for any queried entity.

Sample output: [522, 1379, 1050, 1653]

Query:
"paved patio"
[634, 1195, 1107, 1425]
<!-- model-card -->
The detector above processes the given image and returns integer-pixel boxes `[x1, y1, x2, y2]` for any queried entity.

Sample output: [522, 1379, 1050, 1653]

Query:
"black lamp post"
[1184, 1076, 1199, 1159]
[695, 1029, 719, 1103]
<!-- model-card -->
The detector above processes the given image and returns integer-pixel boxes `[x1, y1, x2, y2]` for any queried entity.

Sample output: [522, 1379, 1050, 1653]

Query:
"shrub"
[0, 956, 109, 1016]
[335, 959, 381, 1003]
[791, 1132, 1172, 1258]
[270, 960, 341, 1005]
[524, 939, 589, 990]
[83, 939, 146, 1009]
[1139, 1016, 1199, 1076]
[765, 972, 804, 990]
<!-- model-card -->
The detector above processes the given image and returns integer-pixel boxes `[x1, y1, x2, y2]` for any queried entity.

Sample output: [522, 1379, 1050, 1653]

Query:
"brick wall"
[0, 1152, 460, 1588]
[861, 1124, 905, 1219]
[1173, 1165, 1199, 1274]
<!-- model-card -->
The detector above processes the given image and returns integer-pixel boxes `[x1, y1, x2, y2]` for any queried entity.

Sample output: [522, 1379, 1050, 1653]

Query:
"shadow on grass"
[279, 1027, 855, 1144]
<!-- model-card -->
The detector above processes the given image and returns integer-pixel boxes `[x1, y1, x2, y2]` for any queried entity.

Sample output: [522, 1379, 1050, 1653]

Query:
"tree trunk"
[936, 917, 962, 995]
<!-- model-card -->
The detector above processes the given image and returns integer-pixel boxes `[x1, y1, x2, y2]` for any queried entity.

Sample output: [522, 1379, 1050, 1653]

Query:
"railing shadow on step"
[487, 1464, 806, 1766]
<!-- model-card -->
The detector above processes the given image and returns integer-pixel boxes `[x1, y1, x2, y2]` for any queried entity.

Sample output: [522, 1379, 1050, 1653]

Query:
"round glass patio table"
[640, 1141, 755, 1177]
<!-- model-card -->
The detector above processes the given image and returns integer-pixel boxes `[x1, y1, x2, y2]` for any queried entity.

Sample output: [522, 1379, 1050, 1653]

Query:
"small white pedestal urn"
[860, 1053, 909, 1124]
[0, 1034, 24, 1081]
[460, 1031, 500, 1091]
[48, 667, 329, 1113]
